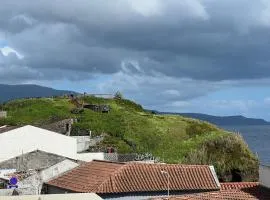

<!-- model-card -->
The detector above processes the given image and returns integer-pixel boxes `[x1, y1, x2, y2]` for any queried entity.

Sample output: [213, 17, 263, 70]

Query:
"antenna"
[20, 150, 24, 171]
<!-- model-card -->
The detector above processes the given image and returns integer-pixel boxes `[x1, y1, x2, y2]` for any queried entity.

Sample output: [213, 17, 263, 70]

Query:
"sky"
[1, 0, 270, 120]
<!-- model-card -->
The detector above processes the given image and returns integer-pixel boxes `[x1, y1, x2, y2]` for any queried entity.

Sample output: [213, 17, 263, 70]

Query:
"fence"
[104, 153, 157, 163]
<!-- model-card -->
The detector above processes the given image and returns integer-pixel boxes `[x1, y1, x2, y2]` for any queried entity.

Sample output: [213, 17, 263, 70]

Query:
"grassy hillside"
[0, 96, 258, 181]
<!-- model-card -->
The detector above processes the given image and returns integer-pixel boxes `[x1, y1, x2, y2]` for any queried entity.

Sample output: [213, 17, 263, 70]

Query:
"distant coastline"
[153, 111, 270, 126]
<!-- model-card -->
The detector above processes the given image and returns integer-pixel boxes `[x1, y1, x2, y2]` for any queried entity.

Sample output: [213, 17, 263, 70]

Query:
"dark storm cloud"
[1, 0, 270, 82]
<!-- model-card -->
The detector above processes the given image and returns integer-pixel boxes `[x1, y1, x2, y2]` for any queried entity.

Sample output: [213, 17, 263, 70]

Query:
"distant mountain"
[153, 111, 270, 126]
[0, 84, 76, 102]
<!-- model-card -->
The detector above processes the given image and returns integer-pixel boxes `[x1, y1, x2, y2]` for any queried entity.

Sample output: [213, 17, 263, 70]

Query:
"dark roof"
[0, 150, 70, 171]
[47, 160, 220, 194]
[156, 182, 270, 200]
[0, 126, 20, 134]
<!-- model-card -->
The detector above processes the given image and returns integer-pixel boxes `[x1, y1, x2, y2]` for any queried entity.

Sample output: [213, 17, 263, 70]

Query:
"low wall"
[259, 165, 270, 188]
[76, 153, 105, 162]
[72, 136, 91, 153]
[0, 189, 14, 196]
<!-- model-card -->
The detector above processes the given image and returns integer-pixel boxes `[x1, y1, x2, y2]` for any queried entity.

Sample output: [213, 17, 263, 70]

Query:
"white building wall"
[40, 159, 79, 182]
[72, 136, 91, 152]
[0, 169, 16, 179]
[76, 153, 104, 162]
[259, 165, 270, 188]
[0, 189, 14, 196]
[17, 160, 79, 195]
[0, 126, 77, 162]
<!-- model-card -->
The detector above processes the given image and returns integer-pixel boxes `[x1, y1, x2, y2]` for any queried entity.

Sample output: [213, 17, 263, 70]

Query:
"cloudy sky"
[1, 0, 270, 119]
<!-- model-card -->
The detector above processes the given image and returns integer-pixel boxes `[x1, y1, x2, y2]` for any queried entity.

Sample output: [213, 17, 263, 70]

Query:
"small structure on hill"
[84, 93, 114, 99]
[83, 104, 110, 113]
[0, 111, 7, 118]
[69, 94, 110, 113]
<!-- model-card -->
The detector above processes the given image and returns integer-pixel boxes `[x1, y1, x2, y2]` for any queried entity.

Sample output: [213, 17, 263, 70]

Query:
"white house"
[0, 125, 109, 163]
[0, 126, 77, 162]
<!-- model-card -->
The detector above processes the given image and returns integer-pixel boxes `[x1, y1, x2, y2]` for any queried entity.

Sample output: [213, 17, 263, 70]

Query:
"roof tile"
[156, 182, 270, 200]
[47, 160, 219, 194]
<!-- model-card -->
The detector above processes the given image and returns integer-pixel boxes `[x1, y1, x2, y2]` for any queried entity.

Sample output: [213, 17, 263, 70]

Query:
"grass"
[0, 96, 259, 181]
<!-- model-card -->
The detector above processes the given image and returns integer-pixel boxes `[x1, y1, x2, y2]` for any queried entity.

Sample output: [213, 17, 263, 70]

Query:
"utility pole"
[161, 170, 170, 199]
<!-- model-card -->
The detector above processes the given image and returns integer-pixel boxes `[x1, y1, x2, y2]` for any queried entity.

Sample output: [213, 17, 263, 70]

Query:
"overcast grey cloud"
[1, 0, 270, 117]
[1, 0, 270, 80]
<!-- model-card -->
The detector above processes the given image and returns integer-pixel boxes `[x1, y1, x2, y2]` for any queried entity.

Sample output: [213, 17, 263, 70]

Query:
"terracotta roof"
[220, 182, 259, 190]
[156, 182, 270, 200]
[47, 160, 220, 194]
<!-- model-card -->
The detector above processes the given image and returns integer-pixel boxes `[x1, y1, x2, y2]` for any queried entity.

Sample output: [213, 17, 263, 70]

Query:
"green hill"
[0, 96, 258, 181]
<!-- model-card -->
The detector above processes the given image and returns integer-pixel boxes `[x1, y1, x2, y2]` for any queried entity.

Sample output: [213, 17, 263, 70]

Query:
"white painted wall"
[0, 126, 77, 162]
[40, 159, 78, 182]
[17, 160, 79, 195]
[76, 153, 104, 162]
[0, 169, 16, 180]
[0, 189, 14, 196]
[72, 136, 91, 152]
[259, 165, 270, 188]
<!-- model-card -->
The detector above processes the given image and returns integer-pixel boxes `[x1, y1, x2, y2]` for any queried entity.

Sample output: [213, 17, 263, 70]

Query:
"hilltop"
[0, 84, 75, 102]
[0, 96, 258, 182]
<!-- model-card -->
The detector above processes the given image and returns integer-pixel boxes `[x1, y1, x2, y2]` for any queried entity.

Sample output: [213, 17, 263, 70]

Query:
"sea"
[221, 125, 270, 165]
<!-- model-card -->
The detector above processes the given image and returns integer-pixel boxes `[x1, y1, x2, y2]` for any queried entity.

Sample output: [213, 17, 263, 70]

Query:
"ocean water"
[222, 125, 270, 165]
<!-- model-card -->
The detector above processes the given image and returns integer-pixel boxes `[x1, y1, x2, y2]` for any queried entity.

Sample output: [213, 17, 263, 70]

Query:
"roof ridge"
[96, 162, 128, 193]
[221, 182, 259, 184]
[92, 159, 126, 164]
[127, 162, 210, 167]
[0, 149, 73, 164]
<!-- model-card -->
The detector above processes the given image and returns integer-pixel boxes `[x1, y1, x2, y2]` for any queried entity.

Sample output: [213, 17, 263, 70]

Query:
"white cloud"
[259, 0, 270, 26]
[128, 0, 163, 17]
[10, 14, 37, 26]
[0, 46, 24, 59]
[163, 89, 181, 97]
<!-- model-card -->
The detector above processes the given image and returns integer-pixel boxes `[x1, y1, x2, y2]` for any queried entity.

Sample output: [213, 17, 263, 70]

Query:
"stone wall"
[41, 119, 75, 135]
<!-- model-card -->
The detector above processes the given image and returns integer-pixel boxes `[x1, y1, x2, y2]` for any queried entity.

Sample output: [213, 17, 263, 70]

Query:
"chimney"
[65, 119, 74, 136]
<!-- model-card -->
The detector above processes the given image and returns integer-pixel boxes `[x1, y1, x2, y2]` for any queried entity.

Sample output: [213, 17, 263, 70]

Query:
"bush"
[183, 134, 259, 182]
[186, 121, 217, 137]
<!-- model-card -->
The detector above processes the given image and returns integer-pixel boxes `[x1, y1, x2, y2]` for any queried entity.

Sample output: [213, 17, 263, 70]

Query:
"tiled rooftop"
[155, 182, 270, 200]
[220, 182, 259, 190]
[47, 160, 220, 194]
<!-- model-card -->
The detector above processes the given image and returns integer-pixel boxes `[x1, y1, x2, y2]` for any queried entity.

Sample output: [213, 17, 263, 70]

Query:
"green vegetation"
[0, 96, 259, 181]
